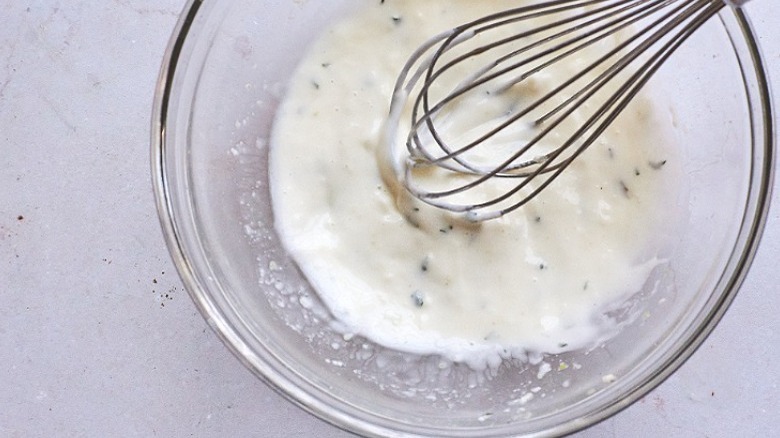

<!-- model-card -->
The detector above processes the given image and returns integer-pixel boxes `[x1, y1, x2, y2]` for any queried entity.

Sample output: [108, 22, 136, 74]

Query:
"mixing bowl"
[152, 1, 774, 436]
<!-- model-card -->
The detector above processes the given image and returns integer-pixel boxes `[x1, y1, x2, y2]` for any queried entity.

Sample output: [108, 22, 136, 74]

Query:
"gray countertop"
[1, 1, 777, 436]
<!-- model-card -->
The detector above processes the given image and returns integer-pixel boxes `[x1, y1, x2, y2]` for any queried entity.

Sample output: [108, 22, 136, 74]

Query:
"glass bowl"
[152, 1, 774, 436]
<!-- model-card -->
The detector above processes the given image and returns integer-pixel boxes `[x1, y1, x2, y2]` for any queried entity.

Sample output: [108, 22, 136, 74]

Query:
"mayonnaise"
[269, 0, 677, 369]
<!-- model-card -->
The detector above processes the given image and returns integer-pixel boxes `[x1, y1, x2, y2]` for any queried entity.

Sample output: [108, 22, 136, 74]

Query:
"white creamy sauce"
[270, 0, 676, 369]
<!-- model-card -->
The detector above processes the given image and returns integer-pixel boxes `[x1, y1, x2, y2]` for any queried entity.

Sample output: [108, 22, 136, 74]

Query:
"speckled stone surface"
[1, 1, 777, 436]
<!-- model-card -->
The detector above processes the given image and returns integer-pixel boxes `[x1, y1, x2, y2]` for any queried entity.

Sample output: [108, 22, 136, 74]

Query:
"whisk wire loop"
[385, 0, 735, 221]
[409, 0, 661, 167]
[413, 0, 684, 174]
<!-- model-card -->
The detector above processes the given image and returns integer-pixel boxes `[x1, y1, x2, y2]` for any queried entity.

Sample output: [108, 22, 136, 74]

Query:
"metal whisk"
[381, 0, 747, 221]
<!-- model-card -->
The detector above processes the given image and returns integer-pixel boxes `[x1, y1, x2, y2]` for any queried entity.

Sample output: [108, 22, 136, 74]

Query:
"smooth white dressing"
[269, 0, 678, 369]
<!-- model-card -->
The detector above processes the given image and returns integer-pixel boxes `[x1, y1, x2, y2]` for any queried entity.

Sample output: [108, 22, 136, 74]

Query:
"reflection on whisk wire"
[384, 0, 743, 221]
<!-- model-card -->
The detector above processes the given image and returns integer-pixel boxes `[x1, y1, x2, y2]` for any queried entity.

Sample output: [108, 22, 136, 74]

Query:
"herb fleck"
[438, 224, 454, 234]
[420, 257, 429, 272]
[391, 15, 402, 24]
[321, 62, 331, 68]
[619, 180, 630, 197]
[539, 263, 546, 270]
[649, 159, 667, 170]
[634, 167, 641, 176]
[534, 216, 541, 223]
[404, 213, 420, 229]
[607, 147, 614, 159]
[583, 281, 589, 290]
[558, 342, 569, 348]
[411, 291, 424, 307]
[311, 80, 320, 90]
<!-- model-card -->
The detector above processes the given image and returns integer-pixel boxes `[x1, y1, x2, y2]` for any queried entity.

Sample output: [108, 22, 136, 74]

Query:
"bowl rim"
[151, 1, 775, 437]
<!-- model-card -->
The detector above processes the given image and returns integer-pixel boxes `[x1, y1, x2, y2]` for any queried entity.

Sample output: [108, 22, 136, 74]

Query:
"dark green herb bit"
[420, 257, 429, 272]
[321, 62, 331, 68]
[438, 224, 454, 234]
[534, 216, 542, 223]
[619, 180, 630, 197]
[403, 211, 421, 228]
[311, 80, 320, 90]
[634, 167, 641, 176]
[558, 342, 568, 348]
[539, 263, 546, 270]
[411, 291, 424, 307]
[607, 147, 614, 159]
[391, 15, 402, 24]
[649, 159, 667, 170]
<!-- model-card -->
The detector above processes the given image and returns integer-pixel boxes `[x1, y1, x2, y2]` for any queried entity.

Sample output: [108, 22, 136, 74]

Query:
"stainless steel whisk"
[382, 0, 748, 221]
